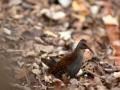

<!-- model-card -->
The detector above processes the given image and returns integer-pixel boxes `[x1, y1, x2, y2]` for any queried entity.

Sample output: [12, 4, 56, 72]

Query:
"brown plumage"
[48, 50, 78, 77]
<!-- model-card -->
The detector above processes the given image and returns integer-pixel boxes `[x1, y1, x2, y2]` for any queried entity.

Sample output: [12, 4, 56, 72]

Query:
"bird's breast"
[66, 56, 83, 77]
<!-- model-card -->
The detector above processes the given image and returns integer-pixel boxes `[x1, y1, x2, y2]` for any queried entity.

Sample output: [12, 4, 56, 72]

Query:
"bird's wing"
[41, 57, 57, 68]
[48, 51, 77, 76]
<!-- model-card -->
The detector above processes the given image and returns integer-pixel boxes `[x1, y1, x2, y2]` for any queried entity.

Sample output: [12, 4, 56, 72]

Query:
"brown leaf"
[15, 65, 33, 79]
[22, 30, 43, 40]
[72, 0, 89, 16]
[103, 0, 120, 71]
[9, 0, 22, 6]
[44, 29, 58, 38]
[34, 44, 54, 53]
[89, 76, 107, 90]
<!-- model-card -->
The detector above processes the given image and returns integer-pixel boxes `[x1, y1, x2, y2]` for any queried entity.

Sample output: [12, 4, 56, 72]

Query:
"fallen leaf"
[44, 29, 58, 38]
[33, 63, 39, 69]
[102, 15, 117, 25]
[15, 65, 33, 79]
[41, 8, 66, 20]
[8, 5, 23, 19]
[70, 78, 79, 86]
[9, 0, 22, 6]
[22, 30, 43, 40]
[32, 69, 41, 75]
[3, 28, 11, 35]
[44, 75, 52, 83]
[59, 31, 72, 40]
[89, 76, 107, 90]
[34, 44, 54, 53]
[72, 0, 89, 16]
[24, 50, 38, 57]
[113, 72, 120, 78]
[102, 0, 120, 71]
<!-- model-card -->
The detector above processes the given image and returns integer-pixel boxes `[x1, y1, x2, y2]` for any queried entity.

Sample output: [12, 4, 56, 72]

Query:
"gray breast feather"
[66, 56, 83, 77]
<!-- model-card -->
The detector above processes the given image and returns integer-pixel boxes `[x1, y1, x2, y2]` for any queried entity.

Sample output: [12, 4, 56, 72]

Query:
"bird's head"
[76, 39, 94, 54]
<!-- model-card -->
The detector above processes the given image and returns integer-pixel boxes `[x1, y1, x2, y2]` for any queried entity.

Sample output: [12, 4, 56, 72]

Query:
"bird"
[41, 39, 94, 88]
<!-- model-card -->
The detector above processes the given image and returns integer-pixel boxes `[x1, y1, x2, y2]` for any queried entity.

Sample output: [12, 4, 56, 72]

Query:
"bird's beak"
[85, 44, 94, 54]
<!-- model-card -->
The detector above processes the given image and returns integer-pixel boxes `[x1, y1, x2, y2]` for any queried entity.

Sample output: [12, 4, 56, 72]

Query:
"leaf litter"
[0, 0, 120, 90]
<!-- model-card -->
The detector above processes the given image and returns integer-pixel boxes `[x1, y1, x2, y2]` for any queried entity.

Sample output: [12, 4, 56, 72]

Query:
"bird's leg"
[62, 73, 71, 88]
[54, 80, 62, 90]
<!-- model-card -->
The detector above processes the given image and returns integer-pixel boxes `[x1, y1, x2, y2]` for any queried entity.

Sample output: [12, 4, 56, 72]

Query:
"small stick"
[84, 69, 103, 78]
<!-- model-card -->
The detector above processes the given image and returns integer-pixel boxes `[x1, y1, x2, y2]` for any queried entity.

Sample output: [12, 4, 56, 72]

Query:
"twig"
[84, 69, 103, 78]
[0, 49, 25, 52]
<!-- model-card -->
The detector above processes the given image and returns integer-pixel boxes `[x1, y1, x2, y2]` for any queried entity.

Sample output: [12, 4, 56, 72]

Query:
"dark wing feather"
[48, 51, 77, 77]
[41, 58, 57, 68]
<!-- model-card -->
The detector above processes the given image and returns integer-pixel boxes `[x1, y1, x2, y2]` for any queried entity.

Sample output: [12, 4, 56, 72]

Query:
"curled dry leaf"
[34, 36, 45, 44]
[34, 44, 54, 53]
[113, 72, 120, 78]
[33, 63, 39, 69]
[24, 50, 38, 57]
[17, 61, 24, 68]
[58, 0, 72, 8]
[9, 0, 22, 6]
[41, 8, 66, 20]
[72, 0, 89, 16]
[8, 5, 23, 19]
[22, 30, 43, 40]
[6, 36, 20, 41]
[89, 76, 106, 90]
[3, 28, 11, 35]
[15, 65, 33, 79]
[44, 75, 52, 83]
[70, 78, 79, 86]
[90, 5, 99, 16]
[32, 69, 41, 75]
[102, 15, 117, 25]
[59, 31, 72, 40]
[43, 29, 58, 38]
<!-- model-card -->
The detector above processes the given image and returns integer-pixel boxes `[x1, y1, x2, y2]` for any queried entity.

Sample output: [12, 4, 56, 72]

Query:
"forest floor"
[0, 0, 120, 90]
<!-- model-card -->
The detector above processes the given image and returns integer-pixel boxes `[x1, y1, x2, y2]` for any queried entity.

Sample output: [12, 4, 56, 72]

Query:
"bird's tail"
[41, 57, 56, 68]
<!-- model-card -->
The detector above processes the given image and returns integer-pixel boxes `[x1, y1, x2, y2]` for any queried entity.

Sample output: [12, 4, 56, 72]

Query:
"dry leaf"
[9, 0, 22, 6]
[34, 36, 45, 44]
[102, 15, 117, 25]
[70, 78, 79, 86]
[15, 65, 33, 79]
[24, 51, 38, 57]
[44, 29, 58, 38]
[3, 28, 11, 35]
[59, 31, 72, 40]
[58, 0, 72, 8]
[113, 72, 120, 78]
[41, 8, 66, 20]
[72, 0, 89, 16]
[33, 63, 39, 69]
[32, 69, 41, 75]
[102, 0, 120, 71]
[34, 44, 54, 53]
[8, 5, 23, 19]
[89, 77, 106, 90]
[90, 5, 99, 15]
[44, 75, 52, 83]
